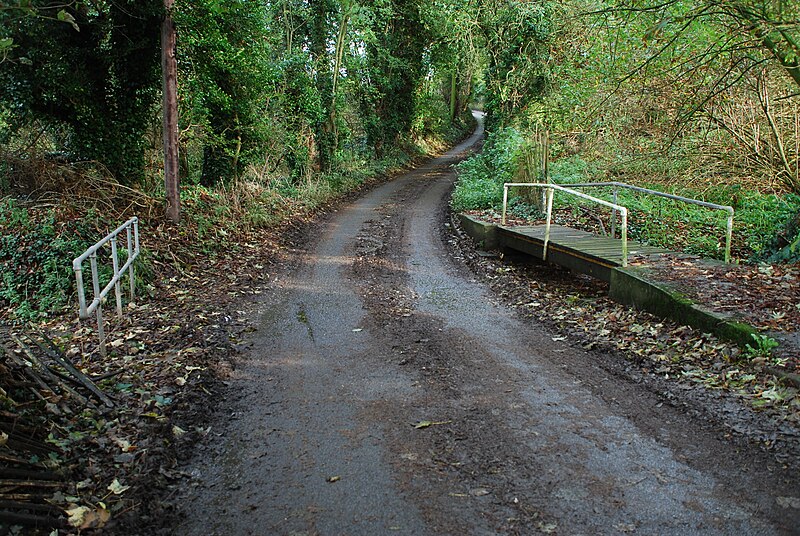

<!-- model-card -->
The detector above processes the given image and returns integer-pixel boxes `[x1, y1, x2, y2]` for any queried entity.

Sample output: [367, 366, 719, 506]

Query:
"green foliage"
[769, 229, 800, 263]
[452, 127, 526, 211]
[0, 1, 163, 184]
[2, 0, 473, 209]
[736, 193, 800, 260]
[174, 0, 278, 185]
[451, 172, 502, 212]
[480, 0, 554, 128]
[411, 91, 450, 139]
[273, 53, 322, 181]
[355, 0, 432, 155]
[506, 199, 544, 221]
[0, 199, 102, 320]
[744, 333, 780, 360]
[548, 155, 594, 183]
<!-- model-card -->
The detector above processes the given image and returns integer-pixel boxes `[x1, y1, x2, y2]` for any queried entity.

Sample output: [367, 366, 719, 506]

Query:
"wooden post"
[162, 0, 180, 223]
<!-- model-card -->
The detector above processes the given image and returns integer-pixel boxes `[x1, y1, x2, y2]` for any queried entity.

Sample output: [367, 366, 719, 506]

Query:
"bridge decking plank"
[498, 224, 671, 268]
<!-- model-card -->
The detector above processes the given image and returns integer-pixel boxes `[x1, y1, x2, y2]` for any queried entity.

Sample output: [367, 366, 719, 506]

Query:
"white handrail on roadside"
[73, 217, 140, 357]
[563, 182, 734, 263]
[502, 183, 629, 267]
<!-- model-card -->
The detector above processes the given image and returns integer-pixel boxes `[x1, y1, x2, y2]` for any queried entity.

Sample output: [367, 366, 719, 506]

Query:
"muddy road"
[175, 120, 800, 535]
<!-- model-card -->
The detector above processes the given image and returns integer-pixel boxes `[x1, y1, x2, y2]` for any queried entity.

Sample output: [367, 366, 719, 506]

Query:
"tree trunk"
[449, 71, 457, 123]
[309, 0, 334, 172]
[162, 0, 180, 223]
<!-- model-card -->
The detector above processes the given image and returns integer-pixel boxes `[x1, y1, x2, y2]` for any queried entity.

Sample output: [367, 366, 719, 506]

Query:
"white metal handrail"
[563, 182, 734, 262]
[73, 217, 140, 356]
[502, 183, 629, 267]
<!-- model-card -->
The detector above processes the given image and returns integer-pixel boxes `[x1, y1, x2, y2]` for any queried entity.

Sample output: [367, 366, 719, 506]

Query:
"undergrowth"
[453, 128, 800, 262]
[0, 199, 106, 320]
[175, 147, 416, 247]
[1, 123, 471, 322]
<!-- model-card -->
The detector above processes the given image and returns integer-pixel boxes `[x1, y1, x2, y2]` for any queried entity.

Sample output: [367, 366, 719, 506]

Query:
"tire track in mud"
[351, 174, 554, 533]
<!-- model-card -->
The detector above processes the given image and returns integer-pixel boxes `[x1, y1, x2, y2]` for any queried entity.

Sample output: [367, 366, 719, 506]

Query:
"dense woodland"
[1, 0, 799, 318]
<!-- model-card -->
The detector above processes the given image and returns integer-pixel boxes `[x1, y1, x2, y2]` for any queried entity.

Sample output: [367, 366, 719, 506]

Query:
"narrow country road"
[176, 117, 800, 535]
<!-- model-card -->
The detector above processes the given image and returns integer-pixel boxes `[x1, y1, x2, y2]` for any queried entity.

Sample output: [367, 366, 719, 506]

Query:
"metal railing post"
[126, 226, 135, 301]
[543, 187, 554, 261]
[74, 266, 87, 319]
[110, 237, 123, 316]
[611, 187, 618, 238]
[620, 208, 628, 267]
[502, 185, 509, 225]
[725, 209, 733, 263]
[133, 219, 140, 299]
[89, 253, 106, 357]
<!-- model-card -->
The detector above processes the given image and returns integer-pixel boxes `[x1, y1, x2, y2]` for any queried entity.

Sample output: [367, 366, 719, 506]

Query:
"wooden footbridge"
[458, 182, 757, 347]
[495, 223, 670, 283]
[496, 181, 733, 281]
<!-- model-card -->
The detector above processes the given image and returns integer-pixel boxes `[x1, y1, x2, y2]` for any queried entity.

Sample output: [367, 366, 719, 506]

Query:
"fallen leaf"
[413, 420, 451, 429]
[66, 506, 90, 527]
[537, 522, 558, 534]
[777, 496, 800, 509]
[79, 507, 111, 529]
[107, 478, 130, 495]
[326, 475, 341, 483]
[112, 437, 134, 452]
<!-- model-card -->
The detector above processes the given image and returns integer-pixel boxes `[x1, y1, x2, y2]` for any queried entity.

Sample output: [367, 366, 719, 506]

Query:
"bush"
[549, 155, 594, 183]
[0, 200, 103, 320]
[736, 192, 800, 261]
[452, 127, 526, 211]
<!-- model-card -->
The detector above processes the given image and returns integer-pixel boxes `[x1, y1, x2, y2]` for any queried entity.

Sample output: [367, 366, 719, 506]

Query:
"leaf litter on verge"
[453, 217, 800, 428]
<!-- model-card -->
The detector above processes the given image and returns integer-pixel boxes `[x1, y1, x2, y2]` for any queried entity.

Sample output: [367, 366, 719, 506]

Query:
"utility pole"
[162, 0, 180, 223]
